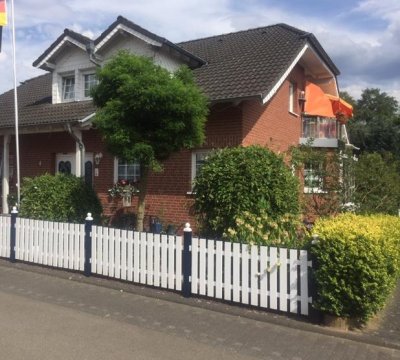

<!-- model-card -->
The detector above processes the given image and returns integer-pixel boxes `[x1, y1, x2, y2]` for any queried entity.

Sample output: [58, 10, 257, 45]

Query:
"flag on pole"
[0, 0, 6, 25]
[0, 0, 6, 52]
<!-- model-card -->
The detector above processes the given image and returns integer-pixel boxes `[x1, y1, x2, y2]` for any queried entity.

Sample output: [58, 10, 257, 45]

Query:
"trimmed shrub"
[193, 145, 300, 238]
[19, 174, 103, 223]
[310, 213, 400, 323]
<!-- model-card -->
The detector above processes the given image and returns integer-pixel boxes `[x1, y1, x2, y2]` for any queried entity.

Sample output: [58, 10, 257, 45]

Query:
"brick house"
[0, 16, 351, 231]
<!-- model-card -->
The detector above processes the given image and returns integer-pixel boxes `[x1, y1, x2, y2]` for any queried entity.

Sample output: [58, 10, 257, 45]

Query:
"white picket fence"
[0, 215, 311, 315]
[15, 218, 85, 271]
[191, 238, 310, 314]
[0, 216, 11, 258]
[91, 226, 183, 291]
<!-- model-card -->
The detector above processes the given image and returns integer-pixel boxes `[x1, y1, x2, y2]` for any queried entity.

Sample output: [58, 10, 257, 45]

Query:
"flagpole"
[10, 0, 20, 207]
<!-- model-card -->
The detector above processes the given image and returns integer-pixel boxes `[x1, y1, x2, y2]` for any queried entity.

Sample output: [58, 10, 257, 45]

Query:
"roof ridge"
[94, 15, 166, 46]
[178, 23, 304, 45]
[63, 28, 93, 42]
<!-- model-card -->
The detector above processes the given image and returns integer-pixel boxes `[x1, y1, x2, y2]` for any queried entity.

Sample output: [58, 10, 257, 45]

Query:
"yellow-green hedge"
[310, 213, 400, 322]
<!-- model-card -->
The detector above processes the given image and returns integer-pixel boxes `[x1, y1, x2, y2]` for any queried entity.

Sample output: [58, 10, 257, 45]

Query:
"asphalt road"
[0, 264, 399, 360]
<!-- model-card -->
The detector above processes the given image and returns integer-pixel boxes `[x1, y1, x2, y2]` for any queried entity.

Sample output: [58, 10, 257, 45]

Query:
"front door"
[56, 153, 93, 185]
[56, 154, 75, 175]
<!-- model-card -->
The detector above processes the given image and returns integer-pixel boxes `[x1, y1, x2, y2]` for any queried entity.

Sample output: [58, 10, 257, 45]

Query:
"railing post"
[182, 222, 192, 298]
[10, 206, 18, 263]
[84, 212, 93, 277]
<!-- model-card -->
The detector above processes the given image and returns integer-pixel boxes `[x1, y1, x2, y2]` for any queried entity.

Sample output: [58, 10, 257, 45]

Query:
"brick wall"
[242, 65, 305, 152]
[3, 66, 307, 233]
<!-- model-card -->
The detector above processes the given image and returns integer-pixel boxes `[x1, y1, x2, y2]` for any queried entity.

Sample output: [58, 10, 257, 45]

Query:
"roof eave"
[33, 30, 91, 70]
[262, 44, 309, 104]
[94, 16, 205, 68]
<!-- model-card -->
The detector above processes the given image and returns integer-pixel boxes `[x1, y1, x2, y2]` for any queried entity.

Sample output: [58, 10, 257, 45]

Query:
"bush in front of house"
[310, 213, 400, 323]
[19, 173, 103, 223]
[193, 145, 300, 238]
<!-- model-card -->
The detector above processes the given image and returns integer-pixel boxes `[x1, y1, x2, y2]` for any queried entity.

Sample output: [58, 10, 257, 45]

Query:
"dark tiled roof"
[1, 21, 340, 130]
[34, 16, 205, 70]
[33, 29, 92, 68]
[96, 16, 205, 67]
[179, 24, 339, 101]
[0, 73, 95, 129]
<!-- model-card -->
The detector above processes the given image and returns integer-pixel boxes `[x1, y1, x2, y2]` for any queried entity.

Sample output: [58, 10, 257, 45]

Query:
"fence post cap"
[184, 222, 192, 232]
[11, 206, 18, 214]
[85, 213, 94, 221]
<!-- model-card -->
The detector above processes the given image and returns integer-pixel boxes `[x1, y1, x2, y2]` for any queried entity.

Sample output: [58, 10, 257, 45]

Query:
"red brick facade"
[6, 66, 306, 232]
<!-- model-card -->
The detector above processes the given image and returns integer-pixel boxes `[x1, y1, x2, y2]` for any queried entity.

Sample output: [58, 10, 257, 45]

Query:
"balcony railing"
[300, 116, 339, 148]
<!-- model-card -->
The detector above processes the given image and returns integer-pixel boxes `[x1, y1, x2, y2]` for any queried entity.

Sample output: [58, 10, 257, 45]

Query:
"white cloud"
[0, 0, 399, 103]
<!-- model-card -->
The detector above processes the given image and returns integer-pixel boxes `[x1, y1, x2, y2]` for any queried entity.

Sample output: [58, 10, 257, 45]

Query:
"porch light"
[94, 152, 103, 165]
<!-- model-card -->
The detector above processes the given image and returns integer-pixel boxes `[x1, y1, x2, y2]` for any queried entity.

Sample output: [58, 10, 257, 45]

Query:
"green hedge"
[193, 145, 300, 238]
[19, 174, 103, 223]
[310, 213, 400, 323]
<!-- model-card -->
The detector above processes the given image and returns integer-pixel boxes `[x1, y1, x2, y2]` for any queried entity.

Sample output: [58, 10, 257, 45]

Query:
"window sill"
[62, 98, 76, 103]
[289, 111, 300, 117]
[304, 188, 327, 194]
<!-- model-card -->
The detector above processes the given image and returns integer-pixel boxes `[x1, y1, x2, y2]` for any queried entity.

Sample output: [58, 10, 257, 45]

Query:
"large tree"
[348, 88, 400, 158]
[352, 152, 400, 215]
[92, 51, 208, 231]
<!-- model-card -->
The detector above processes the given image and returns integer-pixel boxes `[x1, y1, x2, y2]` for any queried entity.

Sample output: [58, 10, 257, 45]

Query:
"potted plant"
[108, 179, 137, 207]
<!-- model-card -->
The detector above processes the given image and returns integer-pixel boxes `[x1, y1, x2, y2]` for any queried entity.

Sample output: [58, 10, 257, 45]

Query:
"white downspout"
[2, 134, 10, 213]
[66, 124, 85, 177]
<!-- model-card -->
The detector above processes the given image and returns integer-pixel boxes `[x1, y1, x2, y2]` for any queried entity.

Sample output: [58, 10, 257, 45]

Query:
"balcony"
[300, 116, 339, 148]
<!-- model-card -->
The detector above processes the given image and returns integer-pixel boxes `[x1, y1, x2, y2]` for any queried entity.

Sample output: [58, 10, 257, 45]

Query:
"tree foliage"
[193, 146, 300, 238]
[353, 152, 400, 215]
[290, 143, 355, 218]
[92, 51, 208, 230]
[348, 88, 400, 158]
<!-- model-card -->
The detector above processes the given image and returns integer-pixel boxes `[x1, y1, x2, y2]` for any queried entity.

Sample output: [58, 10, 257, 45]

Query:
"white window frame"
[62, 75, 75, 101]
[304, 162, 324, 194]
[190, 150, 211, 190]
[83, 73, 97, 98]
[113, 158, 141, 183]
[289, 81, 297, 114]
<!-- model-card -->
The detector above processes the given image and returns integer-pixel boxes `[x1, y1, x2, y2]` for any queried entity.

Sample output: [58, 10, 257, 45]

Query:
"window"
[84, 73, 97, 98]
[191, 150, 211, 184]
[62, 76, 75, 101]
[116, 159, 140, 183]
[289, 82, 297, 113]
[304, 162, 323, 193]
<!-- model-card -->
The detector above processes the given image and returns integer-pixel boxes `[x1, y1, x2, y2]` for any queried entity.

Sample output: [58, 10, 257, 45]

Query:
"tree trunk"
[136, 167, 149, 232]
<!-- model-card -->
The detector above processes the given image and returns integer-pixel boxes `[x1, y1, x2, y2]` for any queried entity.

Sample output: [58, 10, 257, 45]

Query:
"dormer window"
[84, 73, 97, 98]
[62, 76, 75, 101]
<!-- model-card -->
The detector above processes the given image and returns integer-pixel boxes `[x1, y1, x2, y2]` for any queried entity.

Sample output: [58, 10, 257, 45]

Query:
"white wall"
[51, 31, 186, 104]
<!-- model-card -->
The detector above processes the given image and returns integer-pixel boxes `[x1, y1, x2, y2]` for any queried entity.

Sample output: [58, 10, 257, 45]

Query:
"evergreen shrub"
[19, 174, 102, 223]
[193, 145, 300, 238]
[310, 213, 400, 322]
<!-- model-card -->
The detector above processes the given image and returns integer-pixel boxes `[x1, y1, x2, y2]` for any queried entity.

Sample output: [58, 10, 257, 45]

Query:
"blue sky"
[1, 0, 400, 102]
